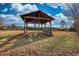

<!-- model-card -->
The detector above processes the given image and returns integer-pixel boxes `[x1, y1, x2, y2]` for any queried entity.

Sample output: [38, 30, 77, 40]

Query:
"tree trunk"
[73, 20, 79, 36]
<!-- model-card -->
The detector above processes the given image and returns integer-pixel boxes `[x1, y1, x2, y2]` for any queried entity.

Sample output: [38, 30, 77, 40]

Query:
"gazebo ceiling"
[20, 10, 54, 23]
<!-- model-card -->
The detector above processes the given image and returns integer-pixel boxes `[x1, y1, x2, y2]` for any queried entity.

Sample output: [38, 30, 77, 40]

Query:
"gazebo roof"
[20, 10, 54, 23]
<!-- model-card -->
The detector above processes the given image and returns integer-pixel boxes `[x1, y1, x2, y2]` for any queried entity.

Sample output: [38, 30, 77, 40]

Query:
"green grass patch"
[13, 34, 49, 48]
[0, 36, 10, 40]
[48, 35, 79, 51]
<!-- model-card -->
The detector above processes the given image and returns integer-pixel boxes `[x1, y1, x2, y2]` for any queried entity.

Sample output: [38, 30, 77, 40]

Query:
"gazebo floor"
[25, 30, 53, 37]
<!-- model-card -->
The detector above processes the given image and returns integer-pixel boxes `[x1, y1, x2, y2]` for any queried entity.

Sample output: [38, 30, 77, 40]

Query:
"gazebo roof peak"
[20, 10, 54, 23]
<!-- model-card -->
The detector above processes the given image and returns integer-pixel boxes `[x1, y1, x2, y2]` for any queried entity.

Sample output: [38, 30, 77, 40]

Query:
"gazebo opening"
[20, 10, 54, 36]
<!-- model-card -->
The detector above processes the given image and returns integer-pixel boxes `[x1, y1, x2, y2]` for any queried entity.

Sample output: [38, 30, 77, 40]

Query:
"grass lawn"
[0, 30, 24, 44]
[0, 30, 23, 40]
[0, 30, 79, 56]
[0, 30, 23, 36]
[48, 31, 79, 51]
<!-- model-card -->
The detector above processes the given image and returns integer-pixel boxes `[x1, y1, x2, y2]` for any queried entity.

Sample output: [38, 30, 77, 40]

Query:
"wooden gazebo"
[20, 10, 54, 36]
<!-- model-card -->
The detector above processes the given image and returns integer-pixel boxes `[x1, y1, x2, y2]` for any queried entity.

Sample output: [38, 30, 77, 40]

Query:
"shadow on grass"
[0, 36, 10, 40]
[0, 33, 52, 53]
[13, 34, 51, 48]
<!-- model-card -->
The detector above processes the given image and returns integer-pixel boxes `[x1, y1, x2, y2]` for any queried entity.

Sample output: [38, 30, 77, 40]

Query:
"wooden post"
[24, 18, 26, 36]
[44, 23, 46, 30]
[37, 22, 40, 35]
[50, 21, 51, 32]
[38, 22, 40, 34]
[43, 23, 46, 35]
[42, 23, 45, 33]
[40, 23, 42, 33]
[34, 22, 36, 33]
[50, 21, 52, 36]
[40, 23, 41, 35]
[26, 22, 28, 34]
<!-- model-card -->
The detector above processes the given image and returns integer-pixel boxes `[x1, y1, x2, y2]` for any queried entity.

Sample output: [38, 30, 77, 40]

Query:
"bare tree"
[11, 23, 16, 30]
[0, 20, 4, 30]
[60, 20, 66, 29]
[62, 3, 79, 36]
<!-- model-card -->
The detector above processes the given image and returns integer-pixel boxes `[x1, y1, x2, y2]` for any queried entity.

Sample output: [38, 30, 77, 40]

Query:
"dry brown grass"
[0, 37, 54, 56]
[0, 30, 24, 44]
[0, 30, 79, 56]
[0, 30, 23, 36]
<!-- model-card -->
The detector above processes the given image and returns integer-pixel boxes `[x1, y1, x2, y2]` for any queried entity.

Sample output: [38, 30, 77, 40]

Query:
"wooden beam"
[25, 16, 50, 21]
